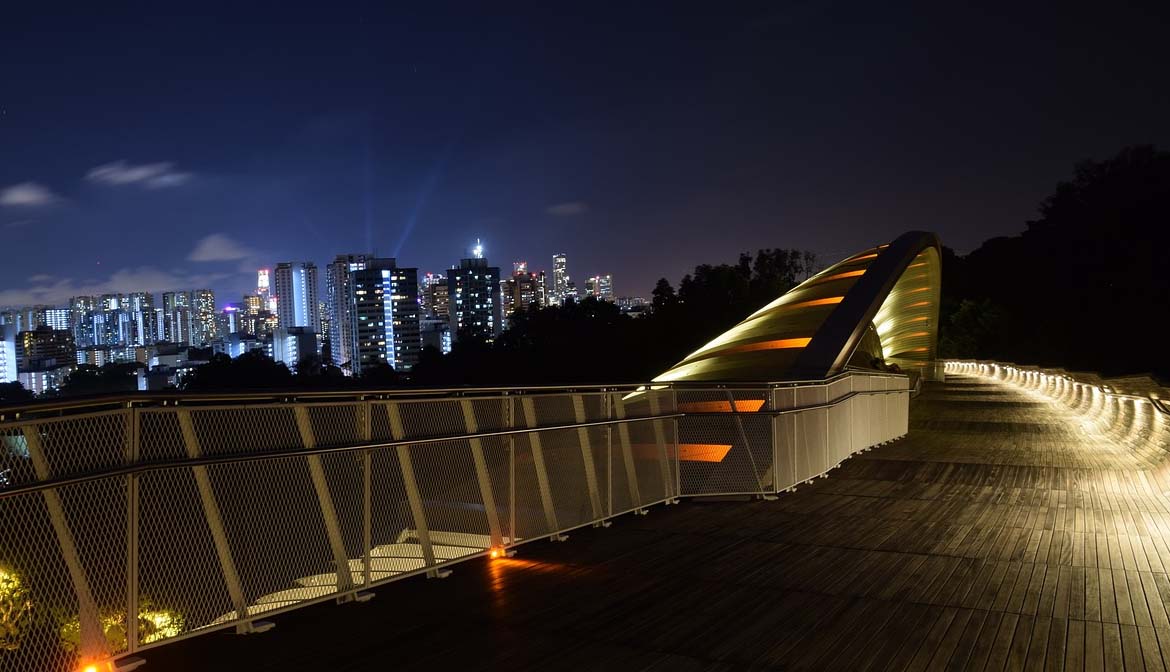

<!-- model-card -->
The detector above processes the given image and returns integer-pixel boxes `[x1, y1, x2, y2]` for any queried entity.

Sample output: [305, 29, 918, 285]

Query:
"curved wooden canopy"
[653, 231, 942, 382]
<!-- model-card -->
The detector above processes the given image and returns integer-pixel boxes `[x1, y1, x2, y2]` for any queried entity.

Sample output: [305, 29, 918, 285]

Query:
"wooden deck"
[148, 373, 1170, 671]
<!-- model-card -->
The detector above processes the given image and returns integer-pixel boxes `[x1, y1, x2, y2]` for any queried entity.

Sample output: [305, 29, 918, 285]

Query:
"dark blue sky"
[2, 3, 1167, 308]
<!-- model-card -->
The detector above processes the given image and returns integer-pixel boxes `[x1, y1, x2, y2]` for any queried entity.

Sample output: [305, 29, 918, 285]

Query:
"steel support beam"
[176, 410, 252, 632]
[293, 406, 356, 597]
[611, 396, 645, 512]
[571, 395, 605, 523]
[459, 399, 506, 547]
[386, 403, 446, 578]
[22, 425, 107, 663]
[520, 397, 565, 540]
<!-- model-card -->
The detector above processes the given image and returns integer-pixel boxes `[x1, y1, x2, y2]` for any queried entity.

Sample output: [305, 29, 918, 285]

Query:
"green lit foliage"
[0, 566, 34, 652]
[58, 597, 184, 654]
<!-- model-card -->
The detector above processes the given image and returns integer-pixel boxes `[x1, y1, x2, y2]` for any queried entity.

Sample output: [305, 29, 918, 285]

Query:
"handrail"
[0, 383, 913, 501]
[0, 413, 685, 500]
[0, 369, 909, 421]
[946, 359, 1170, 417]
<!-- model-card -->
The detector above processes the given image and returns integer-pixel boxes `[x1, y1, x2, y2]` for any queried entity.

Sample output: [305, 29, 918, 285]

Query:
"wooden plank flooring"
[148, 373, 1170, 671]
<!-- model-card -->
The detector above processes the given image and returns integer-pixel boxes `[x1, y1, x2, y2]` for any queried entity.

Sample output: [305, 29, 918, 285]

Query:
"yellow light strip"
[811, 269, 865, 284]
[721, 337, 811, 354]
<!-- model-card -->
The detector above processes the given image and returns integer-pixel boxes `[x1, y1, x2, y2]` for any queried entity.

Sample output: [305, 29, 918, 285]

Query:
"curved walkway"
[149, 373, 1170, 670]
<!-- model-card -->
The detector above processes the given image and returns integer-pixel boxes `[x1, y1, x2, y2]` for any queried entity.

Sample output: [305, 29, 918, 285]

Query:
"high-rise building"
[426, 278, 449, 321]
[503, 263, 542, 318]
[192, 289, 217, 345]
[419, 272, 446, 318]
[124, 292, 157, 347]
[69, 296, 97, 346]
[270, 327, 318, 371]
[99, 294, 122, 311]
[0, 324, 16, 384]
[161, 291, 193, 345]
[217, 306, 239, 336]
[448, 250, 502, 342]
[326, 254, 375, 371]
[585, 274, 615, 302]
[274, 262, 320, 338]
[16, 326, 76, 395]
[348, 258, 422, 373]
[552, 253, 568, 306]
[42, 308, 70, 331]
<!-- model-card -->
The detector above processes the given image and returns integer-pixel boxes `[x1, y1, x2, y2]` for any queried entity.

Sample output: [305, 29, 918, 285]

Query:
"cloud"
[545, 201, 589, 216]
[85, 160, 192, 189]
[188, 233, 252, 262]
[0, 267, 231, 308]
[1, 182, 60, 207]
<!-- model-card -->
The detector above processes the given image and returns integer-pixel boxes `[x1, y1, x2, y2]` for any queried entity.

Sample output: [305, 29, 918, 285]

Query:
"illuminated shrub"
[0, 567, 34, 652]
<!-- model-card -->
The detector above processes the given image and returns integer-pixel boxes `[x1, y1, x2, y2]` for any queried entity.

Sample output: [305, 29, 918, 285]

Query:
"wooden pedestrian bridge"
[3, 232, 1169, 671]
[142, 365, 1170, 671]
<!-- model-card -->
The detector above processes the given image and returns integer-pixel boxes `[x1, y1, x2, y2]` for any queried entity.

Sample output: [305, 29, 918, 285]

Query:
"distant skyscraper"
[161, 291, 193, 345]
[192, 289, 217, 345]
[42, 308, 70, 331]
[16, 326, 76, 395]
[449, 250, 502, 342]
[348, 258, 422, 373]
[425, 276, 450, 321]
[552, 253, 568, 306]
[585, 274, 614, 302]
[325, 254, 375, 371]
[274, 262, 320, 340]
[0, 325, 16, 384]
[503, 264, 542, 318]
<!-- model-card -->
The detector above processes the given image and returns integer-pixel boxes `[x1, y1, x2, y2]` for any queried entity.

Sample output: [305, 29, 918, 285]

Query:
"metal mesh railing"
[0, 373, 908, 671]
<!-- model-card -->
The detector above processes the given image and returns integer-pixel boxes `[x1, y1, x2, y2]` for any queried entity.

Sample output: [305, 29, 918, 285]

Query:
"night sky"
[2, 3, 1167, 308]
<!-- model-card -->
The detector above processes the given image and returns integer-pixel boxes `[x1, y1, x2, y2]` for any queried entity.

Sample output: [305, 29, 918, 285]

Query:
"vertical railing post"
[648, 392, 677, 503]
[520, 397, 565, 540]
[126, 405, 140, 653]
[571, 395, 606, 525]
[386, 402, 447, 578]
[361, 399, 373, 589]
[22, 425, 107, 663]
[507, 397, 516, 546]
[458, 399, 506, 547]
[292, 406, 356, 598]
[612, 395, 645, 512]
[177, 410, 253, 633]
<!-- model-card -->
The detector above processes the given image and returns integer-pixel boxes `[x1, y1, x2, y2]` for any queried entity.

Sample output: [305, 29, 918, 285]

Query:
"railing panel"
[677, 413, 773, 496]
[0, 376, 915, 670]
[138, 468, 234, 641]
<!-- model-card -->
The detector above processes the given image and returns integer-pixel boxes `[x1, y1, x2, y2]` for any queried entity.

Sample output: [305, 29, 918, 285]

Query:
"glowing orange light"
[910, 347, 929, 352]
[489, 547, 503, 559]
[814, 270, 865, 284]
[907, 331, 930, 337]
[678, 444, 733, 462]
[678, 399, 766, 413]
[908, 287, 930, 293]
[849, 253, 878, 262]
[907, 262, 926, 268]
[907, 316, 928, 322]
[723, 337, 811, 354]
[791, 296, 844, 308]
[908, 301, 931, 307]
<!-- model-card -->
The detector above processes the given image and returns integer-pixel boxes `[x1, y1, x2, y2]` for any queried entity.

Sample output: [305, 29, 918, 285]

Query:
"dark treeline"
[938, 145, 1170, 380]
